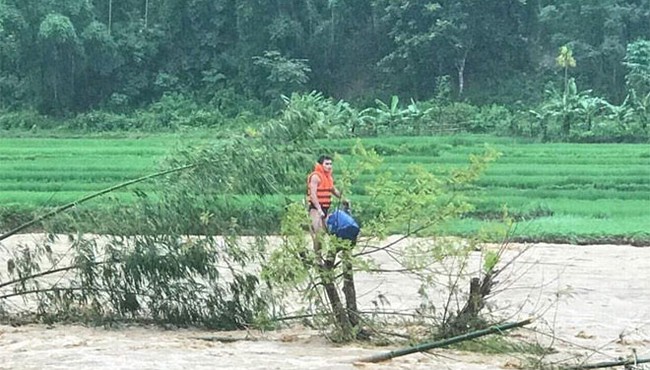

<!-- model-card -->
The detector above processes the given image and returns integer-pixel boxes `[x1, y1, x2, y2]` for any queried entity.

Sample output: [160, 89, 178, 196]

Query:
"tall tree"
[80, 21, 120, 108]
[0, 1, 28, 107]
[374, 0, 530, 99]
[537, 0, 650, 102]
[37, 13, 82, 114]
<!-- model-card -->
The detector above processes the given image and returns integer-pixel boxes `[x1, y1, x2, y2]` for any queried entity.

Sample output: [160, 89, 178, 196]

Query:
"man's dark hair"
[317, 155, 333, 164]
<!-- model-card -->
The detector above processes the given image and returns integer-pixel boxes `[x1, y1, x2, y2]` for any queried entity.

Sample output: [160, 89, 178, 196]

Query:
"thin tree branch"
[0, 164, 195, 243]
[0, 261, 109, 290]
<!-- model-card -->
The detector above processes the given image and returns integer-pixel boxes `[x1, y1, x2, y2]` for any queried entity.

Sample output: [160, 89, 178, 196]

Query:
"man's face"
[322, 160, 333, 173]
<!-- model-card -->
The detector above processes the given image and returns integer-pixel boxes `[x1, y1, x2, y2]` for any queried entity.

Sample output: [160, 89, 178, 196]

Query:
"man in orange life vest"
[307, 155, 347, 238]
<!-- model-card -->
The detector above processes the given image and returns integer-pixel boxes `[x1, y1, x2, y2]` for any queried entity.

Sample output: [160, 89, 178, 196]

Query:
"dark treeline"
[0, 0, 648, 113]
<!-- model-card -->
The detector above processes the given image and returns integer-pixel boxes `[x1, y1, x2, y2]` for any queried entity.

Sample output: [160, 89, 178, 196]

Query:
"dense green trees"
[0, 0, 649, 116]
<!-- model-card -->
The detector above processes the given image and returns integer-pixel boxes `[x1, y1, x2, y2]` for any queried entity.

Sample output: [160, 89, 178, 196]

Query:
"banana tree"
[603, 96, 635, 132]
[624, 40, 650, 132]
[358, 95, 404, 135]
[540, 78, 581, 138]
[629, 90, 650, 131]
[575, 95, 607, 132]
[624, 39, 650, 97]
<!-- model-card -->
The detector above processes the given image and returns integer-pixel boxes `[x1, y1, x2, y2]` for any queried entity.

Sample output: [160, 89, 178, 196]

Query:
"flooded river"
[1, 235, 649, 369]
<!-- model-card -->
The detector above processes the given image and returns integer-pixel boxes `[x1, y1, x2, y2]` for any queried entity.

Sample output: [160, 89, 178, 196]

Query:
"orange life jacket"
[307, 164, 334, 209]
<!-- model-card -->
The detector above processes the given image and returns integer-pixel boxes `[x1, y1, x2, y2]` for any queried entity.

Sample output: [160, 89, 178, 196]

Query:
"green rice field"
[1, 133, 648, 244]
[0, 133, 212, 207]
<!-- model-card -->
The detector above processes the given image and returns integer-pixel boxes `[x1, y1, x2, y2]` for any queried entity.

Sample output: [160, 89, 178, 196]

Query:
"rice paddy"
[1, 133, 648, 243]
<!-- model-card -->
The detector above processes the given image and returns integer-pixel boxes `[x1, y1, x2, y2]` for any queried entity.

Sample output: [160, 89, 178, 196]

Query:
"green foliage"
[264, 203, 311, 278]
[450, 336, 548, 356]
[0, 109, 56, 130]
[261, 138, 502, 339]
[434, 75, 453, 104]
[623, 39, 650, 133]
[627, 90, 650, 132]
[253, 50, 311, 100]
[358, 95, 406, 135]
[537, 1, 647, 102]
[624, 39, 650, 96]
[475, 104, 515, 135]
[1, 0, 650, 112]
[1, 231, 273, 329]
[533, 78, 606, 140]
[276, 91, 358, 139]
[142, 93, 218, 130]
[1, 0, 650, 140]
[70, 111, 136, 131]
[358, 96, 482, 136]
[376, 0, 531, 98]
[482, 250, 499, 274]
[37, 13, 83, 115]
[38, 14, 78, 42]
[81, 22, 117, 74]
[556, 45, 576, 69]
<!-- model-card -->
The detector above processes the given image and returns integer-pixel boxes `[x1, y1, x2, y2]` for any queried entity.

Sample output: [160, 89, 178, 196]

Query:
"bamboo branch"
[566, 357, 650, 370]
[356, 318, 533, 364]
[0, 261, 109, 290]
[0, 286, 89, 300]
[0, 164, 195, 243]
[191, 336, 258, 343]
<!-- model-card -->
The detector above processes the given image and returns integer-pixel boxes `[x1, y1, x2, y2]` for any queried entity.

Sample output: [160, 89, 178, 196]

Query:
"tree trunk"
[456, 50, 468, 97]
[445, 273, 494, 336]
[312, 228, 358, 340]
[541, 119, 548, 142]
[144, 0, 149, 29]
[320, 259, 352, 338]
[108, 0, 113, 35]
[562, 116, 571, 138]
[341, 249, 359, 327]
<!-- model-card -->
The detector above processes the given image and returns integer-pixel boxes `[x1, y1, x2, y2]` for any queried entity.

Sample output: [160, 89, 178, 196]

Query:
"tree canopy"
[0, 0, 649, 114]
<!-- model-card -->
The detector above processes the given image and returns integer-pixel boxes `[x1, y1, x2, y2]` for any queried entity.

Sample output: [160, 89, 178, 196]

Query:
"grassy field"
[332, 136, 649, 243]
[0, 133, 210, 207]
[1, 133, 648, 244]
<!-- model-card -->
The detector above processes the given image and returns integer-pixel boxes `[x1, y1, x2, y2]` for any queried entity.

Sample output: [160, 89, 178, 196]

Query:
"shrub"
[70, 111, 135, 131]
[475, 104, 514, 134]
[0, 110, 57, 130]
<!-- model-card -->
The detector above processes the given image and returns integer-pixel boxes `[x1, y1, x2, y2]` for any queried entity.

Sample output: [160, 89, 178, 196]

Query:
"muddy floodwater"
[1, 235, 649, 369]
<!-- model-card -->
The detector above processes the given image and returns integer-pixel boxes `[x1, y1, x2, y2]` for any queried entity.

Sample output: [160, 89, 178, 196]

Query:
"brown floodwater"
[1, 234, 649, 369]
